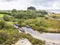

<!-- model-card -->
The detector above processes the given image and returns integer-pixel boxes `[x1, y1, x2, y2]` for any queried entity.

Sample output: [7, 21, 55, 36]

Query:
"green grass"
[20, 17, 60, 33]
[0, 14, 4, 18]
[49, 13, 60, 19]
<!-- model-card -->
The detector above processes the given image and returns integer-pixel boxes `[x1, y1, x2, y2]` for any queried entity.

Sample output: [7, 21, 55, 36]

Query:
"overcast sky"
[0, 0, 60, 11]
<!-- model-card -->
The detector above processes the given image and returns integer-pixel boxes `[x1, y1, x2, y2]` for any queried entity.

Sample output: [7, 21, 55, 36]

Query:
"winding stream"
[20, 27, 60, 45]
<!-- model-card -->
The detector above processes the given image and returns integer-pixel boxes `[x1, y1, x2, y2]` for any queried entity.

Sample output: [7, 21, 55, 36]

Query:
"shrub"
[11, 9, 17, 13]
[52, 16, 56, 18]
[0, 32, 8, 44]
[38, 26, 47, 32]
[4, 23, 13, 29]
[45, 17, 48, 19]
[3, 15, 11, 21]
[0, 21, 5, 29]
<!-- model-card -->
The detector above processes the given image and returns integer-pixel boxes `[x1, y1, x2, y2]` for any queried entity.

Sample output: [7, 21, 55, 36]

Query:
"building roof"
[27, 6, 36, 10]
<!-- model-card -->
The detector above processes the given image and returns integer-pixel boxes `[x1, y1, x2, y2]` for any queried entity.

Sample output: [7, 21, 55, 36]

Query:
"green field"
[0, 14, 4, 18]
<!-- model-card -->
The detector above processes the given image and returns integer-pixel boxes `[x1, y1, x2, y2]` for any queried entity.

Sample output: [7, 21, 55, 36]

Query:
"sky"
[0, 0, 60, 13]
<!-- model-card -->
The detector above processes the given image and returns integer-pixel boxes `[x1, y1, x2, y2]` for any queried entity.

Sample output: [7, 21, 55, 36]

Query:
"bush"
[52, 16, 56, 18]
[45, 17, 48, 19]
[0, 21, 5, 29]
[4, 23, 13, 29]
[3, 15, 11, 21]
[38, 26, 47, 32]
[11, 9, 17, 13]
[0, 32, 8, 44]
[39, 15, 45, 17]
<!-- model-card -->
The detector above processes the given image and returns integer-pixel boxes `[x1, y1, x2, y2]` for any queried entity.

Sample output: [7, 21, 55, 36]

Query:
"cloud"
[0, 0, 34, 10]
[0, 0, 15, 2]
[0, 0, 60, 12]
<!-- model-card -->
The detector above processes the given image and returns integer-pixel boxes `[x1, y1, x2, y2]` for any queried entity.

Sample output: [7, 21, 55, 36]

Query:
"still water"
[21, 27, 60, 45]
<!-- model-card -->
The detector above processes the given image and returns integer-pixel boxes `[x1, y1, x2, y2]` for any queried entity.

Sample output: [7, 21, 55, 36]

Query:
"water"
[40, 33, 60, 40]
[21, 27, 60, 45]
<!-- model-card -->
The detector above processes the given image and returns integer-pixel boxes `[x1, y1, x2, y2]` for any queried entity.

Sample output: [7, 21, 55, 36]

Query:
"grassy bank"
[20, 17, 60, 33]
[0, 29, 44, 45]
[0, 10, 60, 45]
